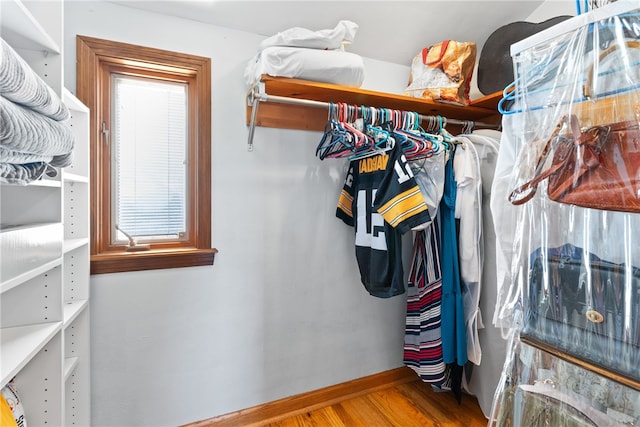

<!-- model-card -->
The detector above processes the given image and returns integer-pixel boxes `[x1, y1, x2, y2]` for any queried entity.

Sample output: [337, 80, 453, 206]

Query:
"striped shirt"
[404, 219, 446, 385]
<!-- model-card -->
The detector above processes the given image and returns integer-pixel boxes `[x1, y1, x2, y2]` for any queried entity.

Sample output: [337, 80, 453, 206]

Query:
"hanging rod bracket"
[246, 84, 263, 152]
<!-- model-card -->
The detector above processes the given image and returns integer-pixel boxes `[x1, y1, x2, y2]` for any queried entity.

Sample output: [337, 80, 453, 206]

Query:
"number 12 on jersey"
[355, 188, 387, 251]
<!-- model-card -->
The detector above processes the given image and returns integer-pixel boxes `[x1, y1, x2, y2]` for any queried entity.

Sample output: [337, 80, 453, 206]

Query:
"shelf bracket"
[246, 84, 262, 152]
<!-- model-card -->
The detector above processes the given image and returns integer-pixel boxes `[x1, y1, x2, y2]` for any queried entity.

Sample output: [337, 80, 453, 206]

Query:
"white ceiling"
[111, 1, 547, 65]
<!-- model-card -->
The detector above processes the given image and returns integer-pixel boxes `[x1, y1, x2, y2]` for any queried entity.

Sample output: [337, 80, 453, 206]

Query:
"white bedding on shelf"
[245, 46, 365, 87]
[258, 20, 358, 51]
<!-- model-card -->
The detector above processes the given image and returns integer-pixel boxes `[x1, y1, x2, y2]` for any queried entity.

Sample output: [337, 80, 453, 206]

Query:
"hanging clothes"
[489, 114, 527, 332]
[453, 137, 484, 366]
[439, 150, 467, 366]
[336, 142, 431, 297]
[409, 150, 446, 229]
[403, 218, 446, 386]
[459, 130, 505, 418]
[454, 132, 500, 368]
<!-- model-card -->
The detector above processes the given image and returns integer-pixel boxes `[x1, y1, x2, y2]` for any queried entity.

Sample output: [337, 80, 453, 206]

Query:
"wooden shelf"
[246, 75, 503, 132]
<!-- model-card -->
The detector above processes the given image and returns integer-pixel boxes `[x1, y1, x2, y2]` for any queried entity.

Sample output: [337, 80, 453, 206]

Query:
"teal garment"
[439, 151, 467, 366]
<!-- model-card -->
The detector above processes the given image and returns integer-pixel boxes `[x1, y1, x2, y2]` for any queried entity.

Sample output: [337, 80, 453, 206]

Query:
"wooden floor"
[186, 368, 489, 427]
[262, 379, 488, 427]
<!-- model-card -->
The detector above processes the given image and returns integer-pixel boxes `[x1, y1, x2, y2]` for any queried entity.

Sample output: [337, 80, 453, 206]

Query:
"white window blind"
[111, 75, 188, 243]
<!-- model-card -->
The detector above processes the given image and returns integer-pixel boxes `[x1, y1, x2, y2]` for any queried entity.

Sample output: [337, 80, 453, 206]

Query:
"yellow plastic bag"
[404, 40, 477, 105]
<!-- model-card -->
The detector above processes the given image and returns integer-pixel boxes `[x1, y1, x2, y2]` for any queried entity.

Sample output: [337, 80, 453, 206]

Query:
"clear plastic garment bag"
[491, 2, 640, 426]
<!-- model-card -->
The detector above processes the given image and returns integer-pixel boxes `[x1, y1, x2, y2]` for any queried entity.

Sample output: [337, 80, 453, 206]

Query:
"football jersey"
[337, 143, 431, 298]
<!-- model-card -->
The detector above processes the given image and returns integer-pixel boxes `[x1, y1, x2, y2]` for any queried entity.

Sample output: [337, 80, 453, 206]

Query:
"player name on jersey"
[359, 154, 389, 173]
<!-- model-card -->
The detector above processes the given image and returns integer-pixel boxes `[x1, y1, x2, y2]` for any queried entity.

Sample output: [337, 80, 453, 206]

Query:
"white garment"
[455, 137, 483, 366]
[489, 113, 527, 332]
[454, 132, 500, 366]
[258, 20, 358, 51]
[460, 130, 511, 418]
[454, 139, 482, 284]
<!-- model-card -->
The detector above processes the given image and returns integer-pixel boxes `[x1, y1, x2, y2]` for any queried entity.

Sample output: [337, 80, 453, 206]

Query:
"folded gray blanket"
[0, 162, 56, 185]
[0, 38, 70, 121]
[0, 95, 74, 170]
[0, 145, 72, 167]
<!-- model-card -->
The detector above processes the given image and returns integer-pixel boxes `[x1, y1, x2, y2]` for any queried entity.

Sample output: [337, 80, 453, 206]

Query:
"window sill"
[90, 247, 218, 274]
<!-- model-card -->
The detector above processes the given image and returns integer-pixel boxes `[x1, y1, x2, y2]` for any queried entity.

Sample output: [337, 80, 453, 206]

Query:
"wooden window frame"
[77, 35, 217, 274]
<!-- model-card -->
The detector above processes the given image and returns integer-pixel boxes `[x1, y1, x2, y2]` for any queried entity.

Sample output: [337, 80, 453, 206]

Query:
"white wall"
[527, 0, 575, 21]
[64, 2, 413, 426]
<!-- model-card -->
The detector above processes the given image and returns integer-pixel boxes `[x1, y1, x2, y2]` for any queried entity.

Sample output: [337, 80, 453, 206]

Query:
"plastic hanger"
[348, 134, 394, 161]
[316, 102, 356, 159]
[348, 108, 394, 161]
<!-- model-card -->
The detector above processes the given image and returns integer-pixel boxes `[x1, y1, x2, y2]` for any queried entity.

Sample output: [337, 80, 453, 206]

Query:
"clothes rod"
[246, 90, 501, 151]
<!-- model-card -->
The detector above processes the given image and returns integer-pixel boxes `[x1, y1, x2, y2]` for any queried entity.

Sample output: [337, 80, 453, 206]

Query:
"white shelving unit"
[0, 0, 91, 425]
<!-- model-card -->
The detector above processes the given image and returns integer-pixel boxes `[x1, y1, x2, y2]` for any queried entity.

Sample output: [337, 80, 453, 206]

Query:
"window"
[77, 36, 216, 274]
[112, 75, 188, 243]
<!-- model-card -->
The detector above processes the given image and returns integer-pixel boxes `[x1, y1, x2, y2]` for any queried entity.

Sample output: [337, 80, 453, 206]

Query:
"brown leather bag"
[509, 114, 640, 212]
